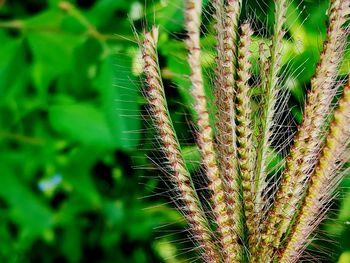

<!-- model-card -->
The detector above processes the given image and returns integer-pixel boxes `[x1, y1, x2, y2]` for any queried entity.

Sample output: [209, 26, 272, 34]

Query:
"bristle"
[185, 0, 240, 261]
[142, 26, 220, 262]
[279, 78, 350, 263]
[260, 0, 350, 259]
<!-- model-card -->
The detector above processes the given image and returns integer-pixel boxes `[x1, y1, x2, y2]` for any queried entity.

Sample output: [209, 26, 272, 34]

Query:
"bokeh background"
[0, 0, 350, 262]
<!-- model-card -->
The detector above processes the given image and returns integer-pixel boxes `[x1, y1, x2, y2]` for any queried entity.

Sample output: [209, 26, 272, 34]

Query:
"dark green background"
[0, 0, 349, 262]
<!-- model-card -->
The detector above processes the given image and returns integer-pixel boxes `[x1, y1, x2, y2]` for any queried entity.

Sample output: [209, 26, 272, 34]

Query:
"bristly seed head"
[141, 0, 350, 262]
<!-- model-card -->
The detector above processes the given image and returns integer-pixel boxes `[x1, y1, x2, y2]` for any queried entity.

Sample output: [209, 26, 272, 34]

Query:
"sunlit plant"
[141, 0, 350, 262]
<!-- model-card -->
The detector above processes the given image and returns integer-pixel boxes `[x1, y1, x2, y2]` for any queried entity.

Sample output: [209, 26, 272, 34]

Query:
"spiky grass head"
[141, 0, 350, 262]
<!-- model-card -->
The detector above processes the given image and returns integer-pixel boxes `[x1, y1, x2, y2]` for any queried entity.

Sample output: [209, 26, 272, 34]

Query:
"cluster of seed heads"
[141, 0, 350, 262]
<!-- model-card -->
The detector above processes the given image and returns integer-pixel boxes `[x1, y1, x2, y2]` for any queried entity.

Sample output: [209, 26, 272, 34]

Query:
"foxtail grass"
[140, 0, 350, 262]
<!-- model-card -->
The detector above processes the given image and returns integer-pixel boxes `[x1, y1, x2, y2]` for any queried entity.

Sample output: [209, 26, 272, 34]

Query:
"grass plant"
[141, 0, 350, 262]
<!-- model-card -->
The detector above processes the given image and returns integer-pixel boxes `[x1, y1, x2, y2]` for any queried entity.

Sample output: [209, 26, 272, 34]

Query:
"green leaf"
[340, 48, 350, 76]
[24, 9, 64, 28]
[57, 37, 102, 95]
[27, 32, 82, 95]
[166, 49, 194, 112]
[267, 148, 284, 175]
[48, 0, 61, 8]
[49, 103, 115, 147]
[338, 251, 350, 263]
[338, 191, 350, 221]
[182, 146, 200, 172]
[95, 55, 141, 151]
[61, 222, 82, 263]
[0, 164, 53, 239]
[88, 0, 130, 27]
[0, 37, 26, 105]
[60, 146, 101, 207]
[147, 0, 185, 32]
[25, 10, 84, 95]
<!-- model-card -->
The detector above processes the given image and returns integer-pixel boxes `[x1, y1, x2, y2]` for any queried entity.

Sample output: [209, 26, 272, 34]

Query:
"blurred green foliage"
[0, 0, 349, 262]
